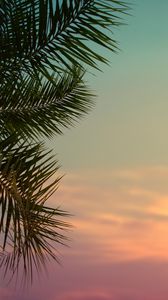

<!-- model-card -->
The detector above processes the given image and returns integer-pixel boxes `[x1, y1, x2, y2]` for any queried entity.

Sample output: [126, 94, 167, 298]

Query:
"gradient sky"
[1, 0, 168, 299]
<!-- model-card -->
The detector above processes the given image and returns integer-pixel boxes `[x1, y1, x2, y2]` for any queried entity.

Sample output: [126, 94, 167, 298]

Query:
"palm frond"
[0, 0, 129, 284]
[1, 0, 129, 78]
[0, 137, 70, 283]
[0, 67, 93, 139]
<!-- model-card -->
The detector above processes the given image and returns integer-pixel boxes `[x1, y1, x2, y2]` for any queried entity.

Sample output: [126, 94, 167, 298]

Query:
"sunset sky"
[1, 0, 168, 299]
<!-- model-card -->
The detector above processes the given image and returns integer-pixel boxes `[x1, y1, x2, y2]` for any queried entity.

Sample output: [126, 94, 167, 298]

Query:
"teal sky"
[50, 0, 168, 171]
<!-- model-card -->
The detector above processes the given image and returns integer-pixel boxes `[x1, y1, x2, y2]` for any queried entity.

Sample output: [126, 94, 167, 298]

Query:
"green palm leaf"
[1, 0, 128, 78]
[0, 137, 70, 282]
[0, 0, 129, 284]
[0, 67, 93, 139]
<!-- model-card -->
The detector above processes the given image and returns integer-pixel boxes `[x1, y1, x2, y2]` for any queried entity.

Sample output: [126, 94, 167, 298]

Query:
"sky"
[1, 0, 168, 299]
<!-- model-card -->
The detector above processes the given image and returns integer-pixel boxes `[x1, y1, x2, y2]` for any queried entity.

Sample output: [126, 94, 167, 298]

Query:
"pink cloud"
[56, 289, 113, 300]
[44, 166, 168, 268]
[2, 165, 168, 299]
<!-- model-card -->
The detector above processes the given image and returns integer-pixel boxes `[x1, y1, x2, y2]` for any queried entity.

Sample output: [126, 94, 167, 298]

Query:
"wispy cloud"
[49, 166, 168, 263]
[3, 166, 168, 300]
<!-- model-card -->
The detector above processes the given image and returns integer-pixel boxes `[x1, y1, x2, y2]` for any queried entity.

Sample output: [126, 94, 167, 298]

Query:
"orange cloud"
[48, 166, 168, 265]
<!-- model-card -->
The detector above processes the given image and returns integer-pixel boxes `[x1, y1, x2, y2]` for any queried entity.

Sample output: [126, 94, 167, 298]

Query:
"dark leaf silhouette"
[0, 0, 129, 283]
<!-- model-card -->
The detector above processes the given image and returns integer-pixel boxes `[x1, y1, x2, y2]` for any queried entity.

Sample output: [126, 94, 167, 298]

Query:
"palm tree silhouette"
[0, 0, 128, 283]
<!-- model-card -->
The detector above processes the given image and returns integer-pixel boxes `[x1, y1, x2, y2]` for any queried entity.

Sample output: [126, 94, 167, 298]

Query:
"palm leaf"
[1, 0, 129, 79]
[0, 0, 129, 284]
[0, 66, 93, 139]
[0, 137, 70, 283]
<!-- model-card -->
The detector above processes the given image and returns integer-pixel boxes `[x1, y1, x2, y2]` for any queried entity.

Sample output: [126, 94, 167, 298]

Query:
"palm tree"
[0, 0, 128, 283]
